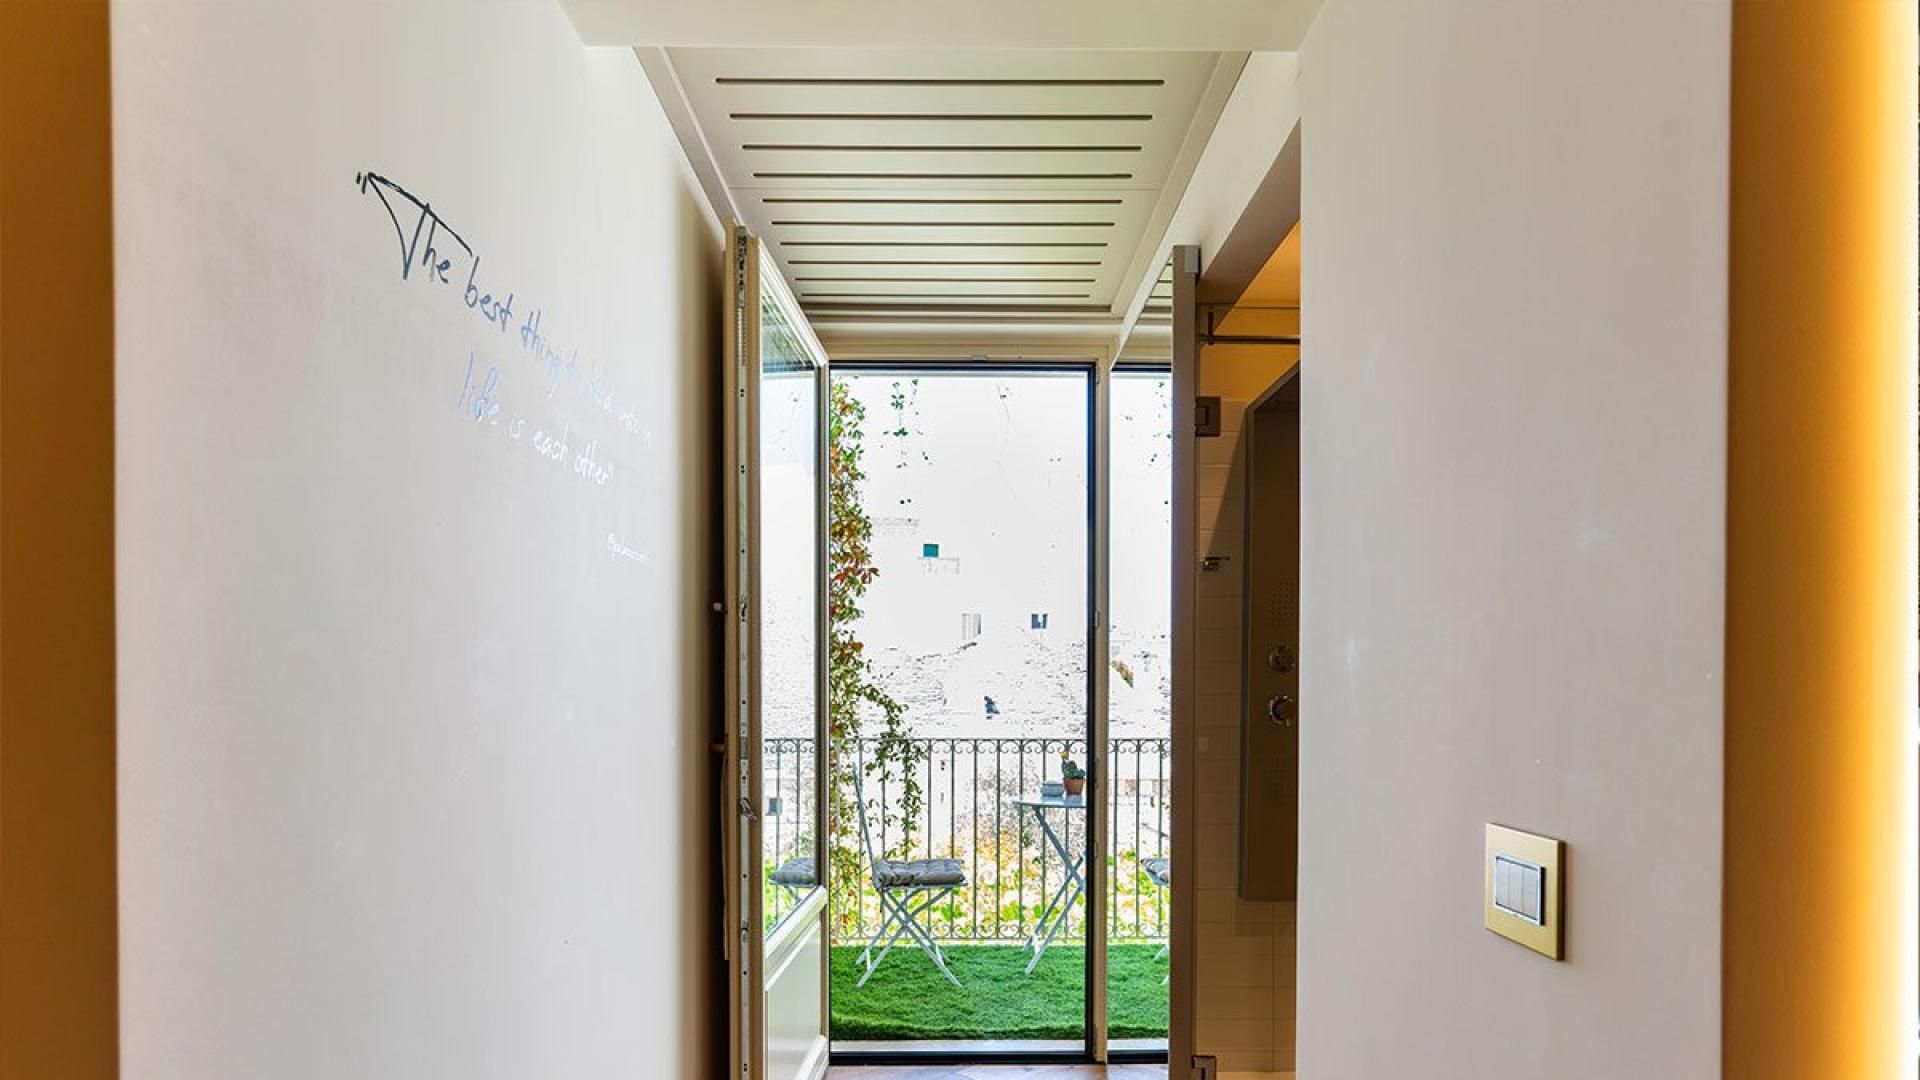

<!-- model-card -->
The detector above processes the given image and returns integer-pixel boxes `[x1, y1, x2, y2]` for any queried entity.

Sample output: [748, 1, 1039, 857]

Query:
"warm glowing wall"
[1189, 336, 1299, 1077]
[0, 3, 120, 1078]
[1723, 4, 1919, 1077]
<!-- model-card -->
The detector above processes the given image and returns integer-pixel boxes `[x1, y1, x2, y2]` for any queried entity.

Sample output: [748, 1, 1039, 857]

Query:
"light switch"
[1485, 824, 1564, 960]
[1493, 855, 1545, 925]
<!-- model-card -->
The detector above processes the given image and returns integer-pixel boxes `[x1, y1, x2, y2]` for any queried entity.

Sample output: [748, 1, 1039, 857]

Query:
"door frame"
[1167, 243, 1201, 1076]
[721, 224, 759, 1080]
[823, 357, 1121, 1067]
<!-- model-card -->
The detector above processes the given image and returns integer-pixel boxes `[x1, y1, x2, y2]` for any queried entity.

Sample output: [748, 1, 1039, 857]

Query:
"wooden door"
[1240, 369, 1301, 901]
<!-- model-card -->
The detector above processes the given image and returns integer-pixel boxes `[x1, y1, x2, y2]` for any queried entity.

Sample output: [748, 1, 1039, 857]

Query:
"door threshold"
[830, 1039, 1168, 1067]
[831, 1039, 1082, 1066]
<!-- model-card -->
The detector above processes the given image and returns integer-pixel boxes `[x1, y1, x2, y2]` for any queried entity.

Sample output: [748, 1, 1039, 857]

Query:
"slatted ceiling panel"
[771, 219, 1120, 236]
[776, 239, 1111, 249]
[703, 82, 1178, 126]
[804, 302, 1115, 317]
[801, 281, 1094, 298]
[786, 259, 1105, 266]
[666, 47, 1222, 319]
[761, 192, 1153, 229]
[790, 273, 1103, 282]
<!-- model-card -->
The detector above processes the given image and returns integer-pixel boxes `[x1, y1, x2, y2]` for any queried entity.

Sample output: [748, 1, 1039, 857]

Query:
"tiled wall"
[1192, 345, 1298, 1077]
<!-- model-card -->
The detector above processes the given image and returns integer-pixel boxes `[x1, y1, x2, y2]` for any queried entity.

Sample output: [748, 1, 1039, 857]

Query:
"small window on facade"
[1030, 613, 1049, 630]
[922, 542, 940, 558]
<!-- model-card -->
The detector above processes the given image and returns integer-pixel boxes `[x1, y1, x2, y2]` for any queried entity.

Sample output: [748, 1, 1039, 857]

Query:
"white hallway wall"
[1296, 2, 1729, 1077]
[113, 2, 720, 1077]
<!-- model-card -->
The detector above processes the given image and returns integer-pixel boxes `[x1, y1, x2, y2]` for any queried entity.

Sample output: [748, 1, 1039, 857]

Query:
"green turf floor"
[828, 943, 1170, 1041]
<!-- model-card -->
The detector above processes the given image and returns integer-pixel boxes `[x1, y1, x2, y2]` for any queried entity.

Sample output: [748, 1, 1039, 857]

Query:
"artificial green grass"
[828, 943, 1170, 1041]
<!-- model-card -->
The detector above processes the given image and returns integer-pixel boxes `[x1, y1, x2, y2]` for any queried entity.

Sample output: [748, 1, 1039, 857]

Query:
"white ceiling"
[652, 47, 1238, 335]
[566, 0, 1321, 51]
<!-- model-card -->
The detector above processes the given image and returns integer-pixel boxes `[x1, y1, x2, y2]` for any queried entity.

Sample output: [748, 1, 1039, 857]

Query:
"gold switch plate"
[1484, 824, 1564, 960]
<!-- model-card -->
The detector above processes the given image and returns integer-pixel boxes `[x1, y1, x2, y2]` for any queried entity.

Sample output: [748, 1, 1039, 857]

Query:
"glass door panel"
[1106, 366, 1173, 1053]
[759, 288, 823, 935]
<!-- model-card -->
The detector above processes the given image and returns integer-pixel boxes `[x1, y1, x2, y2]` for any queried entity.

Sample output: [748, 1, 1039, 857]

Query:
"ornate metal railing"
[765, 736, 1171, 945]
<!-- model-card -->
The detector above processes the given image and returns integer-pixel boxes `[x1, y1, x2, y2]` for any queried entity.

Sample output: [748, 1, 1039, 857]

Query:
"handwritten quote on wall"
[353, 171, 650, 563]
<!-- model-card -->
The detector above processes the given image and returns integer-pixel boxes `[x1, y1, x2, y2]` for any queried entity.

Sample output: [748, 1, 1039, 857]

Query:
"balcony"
[766, 735, 1172, 1046]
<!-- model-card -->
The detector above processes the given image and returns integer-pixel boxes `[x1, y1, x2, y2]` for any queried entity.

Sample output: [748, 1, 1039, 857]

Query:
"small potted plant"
[1060, 753, 1087, 799]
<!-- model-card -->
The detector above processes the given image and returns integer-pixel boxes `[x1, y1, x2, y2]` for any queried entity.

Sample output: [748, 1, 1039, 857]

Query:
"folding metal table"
[1013, 793, 1088, 974]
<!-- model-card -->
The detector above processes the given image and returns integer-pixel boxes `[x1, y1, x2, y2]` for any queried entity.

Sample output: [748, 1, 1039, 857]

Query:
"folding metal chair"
[1142, 855, 1172, 982]
[768, 855, 815, 906]
[852, 740, 967, 987]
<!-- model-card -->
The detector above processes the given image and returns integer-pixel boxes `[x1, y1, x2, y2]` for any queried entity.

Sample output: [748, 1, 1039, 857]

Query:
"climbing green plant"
[827, 378, 922, 936]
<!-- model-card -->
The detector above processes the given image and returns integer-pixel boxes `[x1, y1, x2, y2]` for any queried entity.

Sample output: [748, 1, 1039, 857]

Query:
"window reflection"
[761, 291, 821, 936]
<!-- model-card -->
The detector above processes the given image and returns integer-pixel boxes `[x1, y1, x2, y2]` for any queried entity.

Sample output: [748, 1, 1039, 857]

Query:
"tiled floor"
[821, 1060, 1159, 1068]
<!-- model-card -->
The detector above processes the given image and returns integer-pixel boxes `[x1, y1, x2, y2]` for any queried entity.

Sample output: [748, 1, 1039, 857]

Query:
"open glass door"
[725, 225, 831, 1080]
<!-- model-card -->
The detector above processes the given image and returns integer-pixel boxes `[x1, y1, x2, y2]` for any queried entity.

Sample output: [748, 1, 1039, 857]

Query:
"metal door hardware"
[1267, 644, 1295, 672]
[1195, 396, 1221, 437]
[1266, 694, 1295, 727]
[1199, 304, 1302, 347]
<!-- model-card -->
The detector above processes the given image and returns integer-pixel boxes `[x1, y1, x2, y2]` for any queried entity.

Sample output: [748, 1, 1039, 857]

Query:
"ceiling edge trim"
[1107, 51, 1248, 324]
[634, 47, 740, 226]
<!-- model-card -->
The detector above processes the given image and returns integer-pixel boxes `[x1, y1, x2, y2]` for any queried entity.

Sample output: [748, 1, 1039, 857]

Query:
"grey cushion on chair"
[769, 856, 816, 888]
[873, 857, 966, 888]
[1141, 856, 1171, 888]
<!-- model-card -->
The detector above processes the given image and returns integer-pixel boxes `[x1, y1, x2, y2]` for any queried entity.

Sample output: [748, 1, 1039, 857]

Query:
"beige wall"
[1294, 2, 1730, 1077]
[1193, 340, 1299, 1077]
[112, 4, 721, 1077]
[0, 4, 120, 1078]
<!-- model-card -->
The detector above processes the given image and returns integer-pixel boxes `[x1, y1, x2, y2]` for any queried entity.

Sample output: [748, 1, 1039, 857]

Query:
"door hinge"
[733, 230, 749, 311]
[1191, 1054, 1218, 1080]
[1195, 396, 1221, 437]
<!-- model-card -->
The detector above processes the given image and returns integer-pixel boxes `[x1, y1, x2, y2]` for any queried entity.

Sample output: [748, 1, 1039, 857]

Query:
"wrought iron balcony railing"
[764, 736, 1171, 945]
